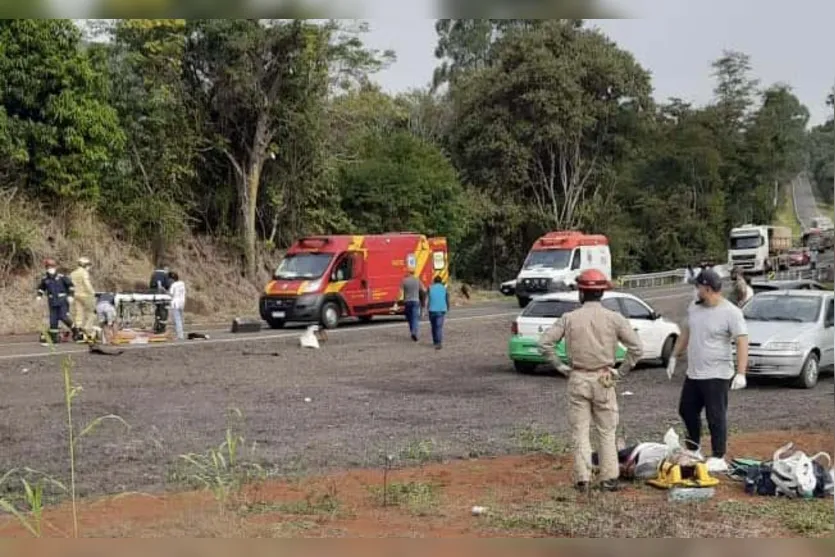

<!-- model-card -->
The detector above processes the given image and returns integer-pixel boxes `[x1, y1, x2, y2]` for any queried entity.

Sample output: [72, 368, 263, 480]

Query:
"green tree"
[94, 19, 198, 259]
[183, 19, 330, 279]
[432, 19, 567, 90]
[742, 84, 810, 222]
[0, 19, 123, 204]
[449, 21, 652, 230]
[338, 130, 469, 249]
[807, 91, 834, 205]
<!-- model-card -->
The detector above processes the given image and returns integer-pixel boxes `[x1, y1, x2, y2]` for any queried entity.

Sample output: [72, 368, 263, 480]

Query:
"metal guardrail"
[616, 265, 730, 290]
[501, 260, 832, 296]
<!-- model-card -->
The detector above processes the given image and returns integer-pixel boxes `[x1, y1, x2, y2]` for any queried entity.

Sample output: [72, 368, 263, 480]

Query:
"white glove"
[35, 296, 42, 303]
[67, 296, 74, 304]
[666, 357, 677, 380]
[730, 374, 747, 390]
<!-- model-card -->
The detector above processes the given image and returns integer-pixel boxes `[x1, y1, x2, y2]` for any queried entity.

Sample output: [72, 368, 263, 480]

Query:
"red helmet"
[576, 269, 611, 291]
[43, 258, 57, 268]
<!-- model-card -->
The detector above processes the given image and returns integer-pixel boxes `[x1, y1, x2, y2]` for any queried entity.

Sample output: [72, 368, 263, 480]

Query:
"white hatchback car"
[509, 290, 681, 373]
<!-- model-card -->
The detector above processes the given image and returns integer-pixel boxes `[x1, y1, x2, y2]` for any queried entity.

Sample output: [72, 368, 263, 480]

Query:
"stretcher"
[96, 291, 173, 337]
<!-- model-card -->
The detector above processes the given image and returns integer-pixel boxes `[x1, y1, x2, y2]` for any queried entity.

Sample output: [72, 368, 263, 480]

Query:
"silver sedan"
[740, 290, 834, 388]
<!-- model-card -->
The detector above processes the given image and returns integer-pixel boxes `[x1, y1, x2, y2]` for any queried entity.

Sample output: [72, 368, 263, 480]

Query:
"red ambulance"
[260, 233, 449, 329]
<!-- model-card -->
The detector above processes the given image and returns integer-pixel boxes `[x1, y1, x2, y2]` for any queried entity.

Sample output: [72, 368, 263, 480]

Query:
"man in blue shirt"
[426, 276, 450, 350]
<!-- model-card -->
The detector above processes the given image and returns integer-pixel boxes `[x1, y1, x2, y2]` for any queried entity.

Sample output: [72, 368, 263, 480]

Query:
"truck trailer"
[727, 224, 792, 274]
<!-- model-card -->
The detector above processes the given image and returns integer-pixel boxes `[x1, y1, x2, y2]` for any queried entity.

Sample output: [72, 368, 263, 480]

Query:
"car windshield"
[729, 235, 763, 250]
[523, 299, 580, 318]
[523, 249, 571, 270]
[274, 253, 333, 280]
[743, 295, 822, 323]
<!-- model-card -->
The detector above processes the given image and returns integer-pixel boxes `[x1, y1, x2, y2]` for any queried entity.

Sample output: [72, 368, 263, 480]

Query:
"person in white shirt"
[666, 268, 749, 473]
[168, 271, 186, 341]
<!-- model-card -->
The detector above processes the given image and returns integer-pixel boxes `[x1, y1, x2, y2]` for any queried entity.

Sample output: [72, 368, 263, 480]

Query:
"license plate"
[271, 311, 285, 318]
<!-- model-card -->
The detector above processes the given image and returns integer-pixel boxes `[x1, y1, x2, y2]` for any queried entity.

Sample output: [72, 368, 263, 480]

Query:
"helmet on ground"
[43, 258, 57, 268]
[78, 256, 91, 266]
[576, 269, 611, 291]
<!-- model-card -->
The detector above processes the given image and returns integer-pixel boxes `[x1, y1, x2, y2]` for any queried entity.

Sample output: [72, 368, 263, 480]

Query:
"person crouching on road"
[426, 276, 450, 350]
[399, 269, 426, 342]
[36, 258, 78, 345]
[95, 292, 118, 345]
[70, 256, 96, 341]
[537, 269, 643, 492]
[666, 268, 749, 473]
[168, 271, 186, 341]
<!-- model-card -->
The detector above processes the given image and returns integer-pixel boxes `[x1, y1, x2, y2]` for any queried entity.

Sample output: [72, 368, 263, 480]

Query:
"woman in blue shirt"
[426, 276, 450, 350]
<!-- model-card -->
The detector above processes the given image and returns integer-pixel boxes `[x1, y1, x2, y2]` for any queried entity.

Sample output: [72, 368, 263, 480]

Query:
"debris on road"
[300, 325, 322, 349]
[471, 505, 486, 516]
[89, 344, 124, 356]
[231, 318, 262, 333]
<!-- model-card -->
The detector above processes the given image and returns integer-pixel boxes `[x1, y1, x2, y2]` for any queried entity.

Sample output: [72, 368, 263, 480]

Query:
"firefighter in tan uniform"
[538, 269, 643, 492]
[69, 256, 96, 340]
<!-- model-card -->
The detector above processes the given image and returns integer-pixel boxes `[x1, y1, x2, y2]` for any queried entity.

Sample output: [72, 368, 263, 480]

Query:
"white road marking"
[0, 289, 692, 362]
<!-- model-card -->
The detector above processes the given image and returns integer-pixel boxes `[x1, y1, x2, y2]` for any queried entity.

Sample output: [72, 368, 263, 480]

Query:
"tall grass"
[170, 408, 265, 511]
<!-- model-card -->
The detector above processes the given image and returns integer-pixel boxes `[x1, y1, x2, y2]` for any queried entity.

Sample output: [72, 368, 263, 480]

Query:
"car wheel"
[265, 318, 285, 330]
[517, 296, 530, 308]
[320, 301, 341, 330]
[660, 335, 676, 367]
[793, 352, 819, 389]
[513, 360, 538, 374]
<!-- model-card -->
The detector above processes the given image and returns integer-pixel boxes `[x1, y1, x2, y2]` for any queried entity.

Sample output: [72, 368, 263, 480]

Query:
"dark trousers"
[48, 303, 74, 342]
[404, 301, 420, 338]
[429, 311, 445, 346]
[678, 377, 731, 458]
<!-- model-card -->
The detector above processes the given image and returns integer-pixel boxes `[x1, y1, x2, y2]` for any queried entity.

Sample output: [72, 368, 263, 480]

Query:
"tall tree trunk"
[237, 112, 271, 280]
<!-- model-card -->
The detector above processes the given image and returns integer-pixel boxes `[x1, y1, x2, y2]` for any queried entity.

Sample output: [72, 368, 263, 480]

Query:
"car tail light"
[511, 321, 518, 335]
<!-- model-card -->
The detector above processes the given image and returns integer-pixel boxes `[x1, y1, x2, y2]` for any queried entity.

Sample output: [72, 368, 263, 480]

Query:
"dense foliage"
[0, 19, 830, 283]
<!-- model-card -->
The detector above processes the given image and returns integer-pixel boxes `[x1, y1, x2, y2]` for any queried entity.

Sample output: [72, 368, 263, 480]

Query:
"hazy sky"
[363, 0, 835, 126]
[49, 0, 835, 125]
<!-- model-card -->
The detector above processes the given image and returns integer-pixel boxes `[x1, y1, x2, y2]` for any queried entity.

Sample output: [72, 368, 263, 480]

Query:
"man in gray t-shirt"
[666, 268, 749, 470]
[400, 272, 426, 341]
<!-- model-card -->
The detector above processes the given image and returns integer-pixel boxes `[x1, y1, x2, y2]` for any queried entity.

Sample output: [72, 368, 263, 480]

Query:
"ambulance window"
[433, 251, 445, 270]
[570, 249, 582, 270]
[332, 256, 353, 282]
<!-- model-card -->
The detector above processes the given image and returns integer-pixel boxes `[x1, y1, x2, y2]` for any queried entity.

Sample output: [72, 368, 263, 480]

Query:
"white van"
[514, 231, 611, 307]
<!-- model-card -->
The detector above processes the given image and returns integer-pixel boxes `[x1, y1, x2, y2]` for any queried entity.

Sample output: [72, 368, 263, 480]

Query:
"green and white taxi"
[508, 291, 681, 374]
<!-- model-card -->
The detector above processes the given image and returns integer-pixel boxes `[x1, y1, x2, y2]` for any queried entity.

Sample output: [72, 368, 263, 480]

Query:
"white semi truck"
[727, 224, 792, 274]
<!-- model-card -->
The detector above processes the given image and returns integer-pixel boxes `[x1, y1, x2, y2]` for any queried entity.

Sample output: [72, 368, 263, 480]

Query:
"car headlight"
[549, 279, 567, 291]
[765, 341, 800, 351]
[300, 280, 321, 294]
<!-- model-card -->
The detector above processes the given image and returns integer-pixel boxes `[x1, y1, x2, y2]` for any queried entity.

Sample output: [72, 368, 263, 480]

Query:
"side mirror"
[826, 318, 834, 328]
[650, 311, 660, 320]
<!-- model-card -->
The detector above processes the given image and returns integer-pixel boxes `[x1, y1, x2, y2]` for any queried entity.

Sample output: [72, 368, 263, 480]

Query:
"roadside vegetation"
[0, 19, 829, 335]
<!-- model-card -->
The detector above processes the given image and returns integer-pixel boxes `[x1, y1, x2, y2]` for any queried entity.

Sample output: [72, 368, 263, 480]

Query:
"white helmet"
[78, 256, 91, 267]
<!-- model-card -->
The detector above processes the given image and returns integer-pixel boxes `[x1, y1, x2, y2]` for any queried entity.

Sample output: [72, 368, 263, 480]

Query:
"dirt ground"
[0, 430, 831, 538]
[0, 287, 833, 537]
